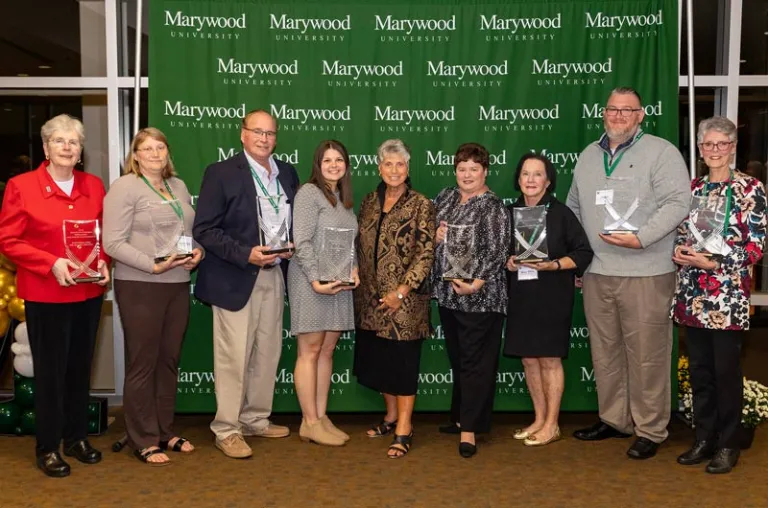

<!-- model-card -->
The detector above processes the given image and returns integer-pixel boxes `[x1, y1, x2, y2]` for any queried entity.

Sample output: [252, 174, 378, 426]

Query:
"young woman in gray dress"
[287, 140, 359, 446]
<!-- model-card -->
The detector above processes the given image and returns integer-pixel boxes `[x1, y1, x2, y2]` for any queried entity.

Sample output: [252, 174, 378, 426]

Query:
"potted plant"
[678, 355, 768, 449]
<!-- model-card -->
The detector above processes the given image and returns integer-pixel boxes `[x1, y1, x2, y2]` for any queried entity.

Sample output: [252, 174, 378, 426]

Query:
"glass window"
[0, 0, 107, 77]
[680, 1, 723, 76]
[118, 0, 149, 77]
[678, 87, 720, 173]
[0, 92, 108, 184]
[741, 0, 768, 75]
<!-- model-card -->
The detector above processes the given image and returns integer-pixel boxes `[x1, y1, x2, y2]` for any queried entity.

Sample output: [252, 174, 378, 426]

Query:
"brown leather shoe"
[321, 415, 350, 442]
[243, 422, 291, 438]
[216, 433, 252, 459]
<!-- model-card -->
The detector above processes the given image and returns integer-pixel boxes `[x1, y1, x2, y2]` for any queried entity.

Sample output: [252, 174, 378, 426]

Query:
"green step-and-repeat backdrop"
[148, 0, 679, 412]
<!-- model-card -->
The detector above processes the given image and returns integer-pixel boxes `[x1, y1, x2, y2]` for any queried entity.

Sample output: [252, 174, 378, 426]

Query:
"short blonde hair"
[124, 127, 177, 179]
[41, 114, 85, 144]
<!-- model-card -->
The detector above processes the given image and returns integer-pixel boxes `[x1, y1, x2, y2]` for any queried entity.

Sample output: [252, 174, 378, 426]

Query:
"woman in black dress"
[505, 153, 593, 447]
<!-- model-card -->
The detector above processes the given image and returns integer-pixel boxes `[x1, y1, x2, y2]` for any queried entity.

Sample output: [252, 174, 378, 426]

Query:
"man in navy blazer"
[193, 109, 299, 459]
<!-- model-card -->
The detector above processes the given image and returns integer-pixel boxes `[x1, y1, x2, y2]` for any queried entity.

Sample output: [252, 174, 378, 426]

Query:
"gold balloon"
[0, 298, 6, 310]
[0, 309, 9, 336]
[7, 297, 25, 322]
[0, 270, 12, 293]
[2, 284, 16, 301]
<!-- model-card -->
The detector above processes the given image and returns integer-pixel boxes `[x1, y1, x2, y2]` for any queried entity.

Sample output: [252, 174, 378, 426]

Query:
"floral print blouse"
[672, 171, 767, 330]
[431, 187, 511, 315]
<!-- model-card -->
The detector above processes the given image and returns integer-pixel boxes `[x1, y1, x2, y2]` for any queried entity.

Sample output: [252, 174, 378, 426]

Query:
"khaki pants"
[582, 272, 675, 443]
[210, 268, 284, 439]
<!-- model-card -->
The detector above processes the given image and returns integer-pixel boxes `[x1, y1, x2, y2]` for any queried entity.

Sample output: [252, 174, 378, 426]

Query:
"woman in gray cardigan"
[103, 127, 203, 466]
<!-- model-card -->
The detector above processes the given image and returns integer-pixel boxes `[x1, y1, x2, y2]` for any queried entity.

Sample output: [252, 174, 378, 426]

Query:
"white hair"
[697, 116, 737, 144]
[40, 114, 85, 144]
[377, 139, 411, 164]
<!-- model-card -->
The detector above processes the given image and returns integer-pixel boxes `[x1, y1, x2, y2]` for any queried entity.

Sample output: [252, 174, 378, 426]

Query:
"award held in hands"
[686, 195, 730, 257]
[513, 205, 549, 263]
[62, 219, 104, 283]
[318, 227, 355, 286]
[442, 224, 475, 283]
[599, 176, 640, 234]
[257, 194, 293, 254]
[148, 200, 194, 263]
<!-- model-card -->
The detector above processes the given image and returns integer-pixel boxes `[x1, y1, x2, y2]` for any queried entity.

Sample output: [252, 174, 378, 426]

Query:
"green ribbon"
[140, 175, 185, 223]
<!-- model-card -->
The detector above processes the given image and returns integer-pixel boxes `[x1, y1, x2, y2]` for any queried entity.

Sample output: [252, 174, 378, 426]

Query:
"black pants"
[439, 307, 503, 433]
[25, 297, 103, 454]
[115, 280, 190, 450]
[686, 326, 743, 449]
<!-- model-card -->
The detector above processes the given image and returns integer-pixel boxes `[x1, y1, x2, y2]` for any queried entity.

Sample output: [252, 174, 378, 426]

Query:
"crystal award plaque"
[600, 176, 640, 234]
[442, 224, 475, 283]
[318, 227, 355, 286]
[513, 205, 549, 263]
[62, 219, 105, 283]
[148, 200, 194, 263]
[257, 194, 294, 254]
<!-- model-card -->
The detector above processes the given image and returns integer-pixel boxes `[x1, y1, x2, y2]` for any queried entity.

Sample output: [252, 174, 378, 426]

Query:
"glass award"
[600, 176, 640, 234]
[318, 227, 355, 286]
[686, 195, 729, 257]
[257, 194, 294, 254]
[442, 224, 475, 283]
[62, 219, 105, 283]
[513, 205, 549, 263]
[148, 200, 194, 263]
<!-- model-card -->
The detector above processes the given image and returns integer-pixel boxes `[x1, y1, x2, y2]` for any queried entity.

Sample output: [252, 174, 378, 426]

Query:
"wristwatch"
[554, 259, 562, 270]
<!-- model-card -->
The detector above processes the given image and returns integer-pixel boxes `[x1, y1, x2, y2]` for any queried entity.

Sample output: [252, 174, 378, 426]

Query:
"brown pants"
[582, 272, 674, 443]
[115, 280, 190, 450]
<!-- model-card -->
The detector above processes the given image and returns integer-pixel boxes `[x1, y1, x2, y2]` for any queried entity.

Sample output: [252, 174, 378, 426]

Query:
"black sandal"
[387, 431, 413, 459]
[159, 437, 193, 453]
[368, 420, 398, 438]
[133, 447, 171, 467]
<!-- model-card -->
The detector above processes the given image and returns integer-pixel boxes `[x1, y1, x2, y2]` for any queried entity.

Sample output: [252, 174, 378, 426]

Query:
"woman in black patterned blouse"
[431, 142, 511, 458]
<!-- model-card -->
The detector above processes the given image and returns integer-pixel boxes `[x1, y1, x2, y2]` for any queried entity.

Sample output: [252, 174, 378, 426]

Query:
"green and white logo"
[479, 13, 562, 42]
[164, 10, 246, 39]
[374, 14, 455, 43]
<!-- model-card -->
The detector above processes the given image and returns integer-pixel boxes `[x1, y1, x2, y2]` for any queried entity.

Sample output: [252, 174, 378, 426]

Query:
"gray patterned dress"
[287, 183, 357, 334]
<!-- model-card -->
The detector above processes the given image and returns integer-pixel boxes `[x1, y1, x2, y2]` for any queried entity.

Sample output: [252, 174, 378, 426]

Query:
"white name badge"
[517, 265, 539, 281]
[595, 189, 614, 205]
[177, 235, 193, 254]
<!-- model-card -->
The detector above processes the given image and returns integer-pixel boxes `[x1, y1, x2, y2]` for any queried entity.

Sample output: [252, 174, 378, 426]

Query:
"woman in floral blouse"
[672, 116, 767, 474]
[432, 142, 510, 458]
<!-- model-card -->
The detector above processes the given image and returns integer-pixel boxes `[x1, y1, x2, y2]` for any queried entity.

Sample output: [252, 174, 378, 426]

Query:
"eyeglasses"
[698, 141, 734, 152]
[243, 127, 277, 139]
[50, 138, 81, 148]
[604, 107, 643, 117]
[136, 145, 168, 154]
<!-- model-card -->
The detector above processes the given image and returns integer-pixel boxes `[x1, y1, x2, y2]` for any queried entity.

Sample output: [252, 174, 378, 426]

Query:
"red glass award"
[63, 220, 105, 283]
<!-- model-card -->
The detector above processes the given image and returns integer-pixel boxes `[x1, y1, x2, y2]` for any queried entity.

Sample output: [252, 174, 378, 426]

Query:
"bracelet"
[554, 259, 561, 270]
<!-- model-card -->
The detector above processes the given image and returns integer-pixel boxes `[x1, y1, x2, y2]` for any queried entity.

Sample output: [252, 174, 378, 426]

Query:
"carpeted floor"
[0, 410, 766, 508]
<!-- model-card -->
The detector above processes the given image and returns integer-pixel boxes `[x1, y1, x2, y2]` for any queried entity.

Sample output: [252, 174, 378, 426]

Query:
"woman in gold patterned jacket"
[353, 139, 436, 459]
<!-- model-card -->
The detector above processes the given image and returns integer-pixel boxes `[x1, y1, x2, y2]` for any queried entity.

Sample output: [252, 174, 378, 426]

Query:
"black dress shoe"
[627, 437, 661, 459]
[677, 440, 716, 465]
[458, 442, 477, 458]
[573, 421, 632, 441]
[439, 423, 460, 434]
[706, 448, 740, 474]
[64, 440, 102, 464]
[36, 451, 71, 478]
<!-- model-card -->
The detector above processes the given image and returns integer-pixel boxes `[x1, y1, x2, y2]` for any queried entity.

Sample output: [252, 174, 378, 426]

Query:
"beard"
[604, 121, 637, 143]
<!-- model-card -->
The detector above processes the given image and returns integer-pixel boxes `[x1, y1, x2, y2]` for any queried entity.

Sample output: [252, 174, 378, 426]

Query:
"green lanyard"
[603, 132, 645, 177]
[249, 164, 282, 214]
[140, 175, 184, 222]
[704, 171, 733, 238]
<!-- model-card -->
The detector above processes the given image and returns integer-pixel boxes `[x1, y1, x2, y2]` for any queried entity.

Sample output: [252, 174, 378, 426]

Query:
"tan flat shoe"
[513, 428, 533, 440]
[524, 427, 562, 447]
[321, 415, 350, 442]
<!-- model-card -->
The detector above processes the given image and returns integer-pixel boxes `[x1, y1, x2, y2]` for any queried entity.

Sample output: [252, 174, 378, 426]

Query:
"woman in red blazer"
[0, 114, 110, 478]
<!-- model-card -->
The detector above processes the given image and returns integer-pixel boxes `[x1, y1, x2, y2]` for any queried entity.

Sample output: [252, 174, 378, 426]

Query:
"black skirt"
[353, 329, 424, 396]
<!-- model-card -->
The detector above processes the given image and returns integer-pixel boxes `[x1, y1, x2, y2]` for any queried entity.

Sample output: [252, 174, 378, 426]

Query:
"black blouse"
[431, 187, 511, 315]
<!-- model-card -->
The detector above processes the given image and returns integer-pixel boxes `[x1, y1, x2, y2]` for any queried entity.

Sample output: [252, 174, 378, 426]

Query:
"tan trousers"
[582, 272, 675, 443]
[210, 268, 284, 439]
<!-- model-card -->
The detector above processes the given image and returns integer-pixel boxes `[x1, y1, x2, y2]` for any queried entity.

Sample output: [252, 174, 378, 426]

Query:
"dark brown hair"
[308, 140, 353, 209]
[513, 152, 557, 193]
[454, 142, 489, 170]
